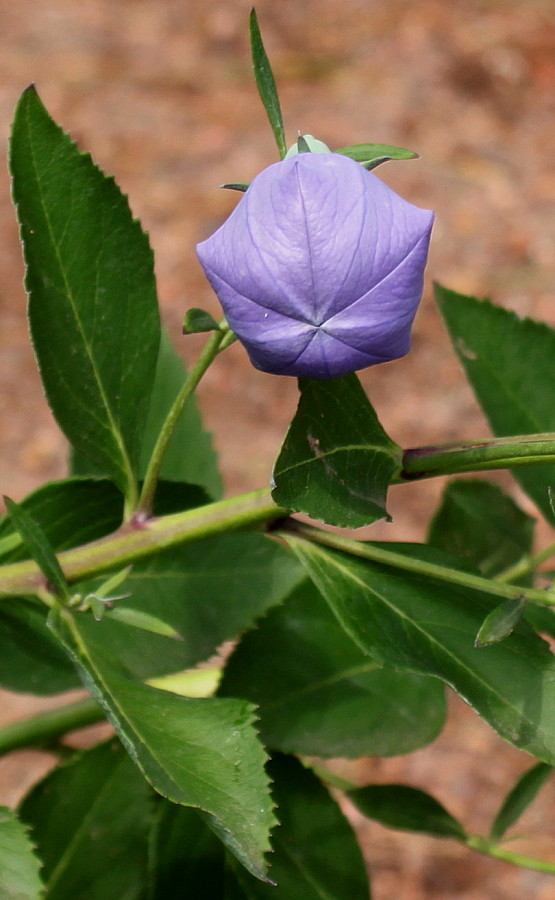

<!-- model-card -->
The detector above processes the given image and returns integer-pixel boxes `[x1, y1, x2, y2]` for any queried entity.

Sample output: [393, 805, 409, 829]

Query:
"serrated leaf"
[283, 536, 555, 764]
[10, 86, 160, 499]
[475, 596, 527, 647]
[348, 784, 466, 840]
[490, 761, 553, 842]
[428, 480, 535, 578]
[226, 755, 370, 899]
[334, 142, 418, 170]
[272, 374, 401, 527]
[49, 606, 276, 880]
[19, 740, 152, 900]
[4, 496, 68, 599]
[0, 807, 43, 900]
[249, 9, 286, 159]
[435, 285, 555, 525]
[220, 580, 445, 758]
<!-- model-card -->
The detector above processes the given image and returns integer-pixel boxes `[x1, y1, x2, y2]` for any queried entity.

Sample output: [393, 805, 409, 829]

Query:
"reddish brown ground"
[0, 2, 554, 897]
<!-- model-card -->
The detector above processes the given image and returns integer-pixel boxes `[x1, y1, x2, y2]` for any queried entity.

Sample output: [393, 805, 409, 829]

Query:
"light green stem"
[400, 433, 555, 481]
[466, 835, 555, 875]
[495, 542, 555, 584]
[0, 488, 287, 598]
[0, 697, 104, 756]
[137, 323, 232, 515]
[280, 520, 555, 608]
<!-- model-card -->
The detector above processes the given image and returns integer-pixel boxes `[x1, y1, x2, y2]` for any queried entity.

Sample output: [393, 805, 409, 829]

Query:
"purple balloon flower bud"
[196, 153, 434, 378]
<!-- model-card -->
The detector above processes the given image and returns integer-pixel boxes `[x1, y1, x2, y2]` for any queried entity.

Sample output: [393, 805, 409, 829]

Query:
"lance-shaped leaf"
[3, 496, 69, 600]
[348, 784, 466, 840]
[435, 285, 555, 525]
[335, 142, 418, 170]
[226, 755, 370, 899]
[19, 740, 153, 900]
[249, 8, 286, 159]
[283, 536, 555, 764]
[49, 606, 276, 881]
[475, 596, 527, 648]
[489, 761, 553, 842]
[220, 581, 445, 758]
[10, 86, 160, 499]
[272, 374, 401, 527]
[0, 808, 43, 900]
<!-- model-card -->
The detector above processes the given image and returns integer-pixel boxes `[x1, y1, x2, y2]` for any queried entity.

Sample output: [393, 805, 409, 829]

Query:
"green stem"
[0, 488, 287, 598]
[0, 697, 104, 756]
[495, 542, 555, 584]
[399, 433, 555, 481]
[466, 835, 555, 875]
[279, 520, 555, 608]
[137, 323, 232, 515]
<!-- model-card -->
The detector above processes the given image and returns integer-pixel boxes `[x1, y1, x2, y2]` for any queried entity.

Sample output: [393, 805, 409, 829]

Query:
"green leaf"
[49, 607, 276, 881]
[73, 330, 222, 500]
[0, 807, 43, 900]
[249, 9, 287, 159]
[221, 182, 250, 193]
[147, 800, 225, 899]
[334, 142, 418, 170]
[348, 784, 466, 840]
[490, 761, 553, 842]
[284, 536, 555, 764]
[272, 375, 401, 528]
[182, 308, 220, 334]
[475, 596, 527, 647]
[3, 496, 69, 599]
[428, 480, 535, 578]
[435, 285, 555, 524]
[220, 581, 445, 758]
[19, 739, 153, 900]
[0, 479, 123, 563]
[0, 599, 80, 694]
[226, 755, 371, 899]
[77, 532, 302, 680]
[10, 86, 160, 500]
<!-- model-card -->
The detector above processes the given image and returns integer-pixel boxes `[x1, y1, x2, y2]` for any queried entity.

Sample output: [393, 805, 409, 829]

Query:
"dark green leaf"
[77, 532, 302, 680]
[49, 607, 276, 881]
[284, 536, 555, 764]
[3, 496, 68, 599]
[0, 599, 79, 694]
[182, 308, 220, 334]
[0, 807, 43, 900]
[334, 142, 418, 170]
[475, 596, 527, 647]
[20, 739, 153, 900]
[490, 761, 553, 842]
[226, 755, 370, 899]
[272, 375, 401, 527]
[147, 800, 225, 899]
[10, 86, 160, 499]
[348, 784, 466, 840]
[0, 479, 122, 563]
[249, 9, 287, 159]
[435, 285, 555, 524]
[221, 183, 249, 193]
[220, 581, 445, 758]
[73, 330, 222, 499]
[428, 480, 535, 578]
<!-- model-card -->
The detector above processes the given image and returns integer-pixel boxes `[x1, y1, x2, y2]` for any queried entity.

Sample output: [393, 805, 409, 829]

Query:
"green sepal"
[182, 309, 221, 334]
[334, 142, 419, 170]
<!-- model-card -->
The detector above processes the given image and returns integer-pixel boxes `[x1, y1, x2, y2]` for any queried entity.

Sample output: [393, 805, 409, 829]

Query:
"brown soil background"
[0, 1, 554, 897]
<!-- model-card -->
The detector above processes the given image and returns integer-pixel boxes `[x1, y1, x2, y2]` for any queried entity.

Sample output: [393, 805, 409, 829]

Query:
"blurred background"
[0, 1, 554, 897]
